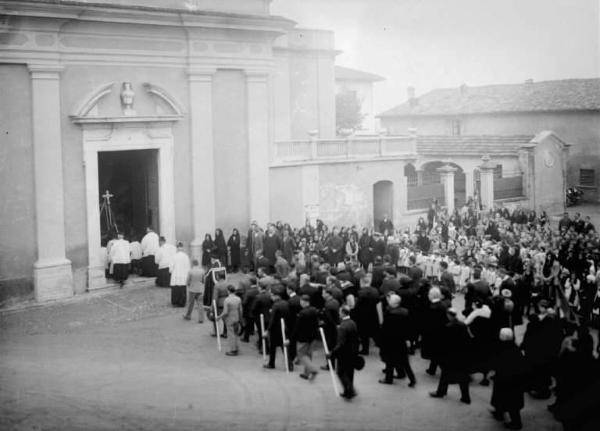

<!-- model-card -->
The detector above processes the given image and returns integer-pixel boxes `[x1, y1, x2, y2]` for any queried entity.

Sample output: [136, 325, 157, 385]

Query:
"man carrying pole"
[326, 305, 360, 400]
[263, 285, 293, 371]
[295, 294, 320, 382]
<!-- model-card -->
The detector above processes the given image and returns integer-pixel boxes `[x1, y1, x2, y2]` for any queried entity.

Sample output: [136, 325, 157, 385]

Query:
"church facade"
[0, 0, 337, 304]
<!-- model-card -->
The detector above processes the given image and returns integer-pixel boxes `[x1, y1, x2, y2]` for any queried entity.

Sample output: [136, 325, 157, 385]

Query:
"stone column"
[246, 70, 271, 225]
[416, 170, 424, 186]
[437, 165, 457, 213]
[479, 155, 496, 211]
[188, 67, 216, 260]
[29, 64, 73, 301]
[465, 170, 474, 201]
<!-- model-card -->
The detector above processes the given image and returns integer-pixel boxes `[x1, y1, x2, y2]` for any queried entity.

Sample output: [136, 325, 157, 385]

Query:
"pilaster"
[246, 70, 271, 226]
[188, 67, 216, 260]
[29, 64, 73, 301]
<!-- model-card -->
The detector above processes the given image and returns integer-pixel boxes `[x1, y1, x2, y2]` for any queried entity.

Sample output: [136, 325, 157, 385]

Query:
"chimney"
[460, 83, 468, 96]
[407, 86, 417, 107]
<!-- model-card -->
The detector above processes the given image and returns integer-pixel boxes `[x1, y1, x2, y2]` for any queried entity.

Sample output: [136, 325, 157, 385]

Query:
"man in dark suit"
[320, 288, 340, 370]
[293, 295, 320, 380]
[430, 308, 472, 404]
[354, 282, 380, 355]
[371, 256, 386, 289]
[328, 305, 360, 400]
[421, 286, 449, 375]
[378, 294, 416, 387]
[251, 283, 273, 352]
[286, 282, 301, 365]
[241, 280, 259, 342]
[464, 266, 490, 316]
[380, 268, 400, 298]
[264, 286, 292, 371]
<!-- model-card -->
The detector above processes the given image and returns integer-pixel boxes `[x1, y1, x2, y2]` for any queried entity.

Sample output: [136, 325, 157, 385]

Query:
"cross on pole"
[102, 190, 114, 205]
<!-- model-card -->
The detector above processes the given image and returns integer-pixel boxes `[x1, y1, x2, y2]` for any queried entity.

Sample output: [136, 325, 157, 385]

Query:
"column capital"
[479, 154, 496, 171]
[28, 64, 63, 80]
[187, 67, 216, 82]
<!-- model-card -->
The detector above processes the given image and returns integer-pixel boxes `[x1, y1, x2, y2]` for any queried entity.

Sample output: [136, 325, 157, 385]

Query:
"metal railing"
[273, 135, 417, 163]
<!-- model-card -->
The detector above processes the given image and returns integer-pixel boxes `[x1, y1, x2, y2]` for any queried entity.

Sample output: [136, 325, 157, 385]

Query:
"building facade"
[378, 79, 600, 202]
[334, 65, 384, 134]
[0, 0, 337, 304]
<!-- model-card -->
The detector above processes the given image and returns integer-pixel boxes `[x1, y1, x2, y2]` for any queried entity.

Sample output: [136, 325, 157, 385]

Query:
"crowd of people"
[104, 201, 600, 430]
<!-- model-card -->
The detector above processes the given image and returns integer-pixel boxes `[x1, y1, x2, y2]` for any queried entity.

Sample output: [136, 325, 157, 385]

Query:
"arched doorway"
[373, 180, 393, 231]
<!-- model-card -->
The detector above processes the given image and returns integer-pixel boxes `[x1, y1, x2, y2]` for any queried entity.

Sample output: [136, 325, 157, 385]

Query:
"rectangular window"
[580, 169, 595, 186]
[451, 119, 461, 136]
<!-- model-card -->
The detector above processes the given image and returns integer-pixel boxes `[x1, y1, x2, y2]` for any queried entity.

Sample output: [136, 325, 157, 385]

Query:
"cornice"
[0, 0, 294, 34]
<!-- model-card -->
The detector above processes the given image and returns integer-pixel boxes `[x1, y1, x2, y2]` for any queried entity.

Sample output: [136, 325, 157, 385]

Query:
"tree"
[336, 90, 364, 134]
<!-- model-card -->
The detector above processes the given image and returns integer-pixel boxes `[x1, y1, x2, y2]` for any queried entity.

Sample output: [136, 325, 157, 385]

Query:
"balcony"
[272, 135, 417, 165]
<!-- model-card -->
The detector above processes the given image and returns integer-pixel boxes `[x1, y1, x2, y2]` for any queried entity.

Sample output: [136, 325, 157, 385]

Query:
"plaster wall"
[318, 161, 407, 228]
[269, 166, 305, 225]
[212, 69, 249, 235]
[0, 64, 36, 303]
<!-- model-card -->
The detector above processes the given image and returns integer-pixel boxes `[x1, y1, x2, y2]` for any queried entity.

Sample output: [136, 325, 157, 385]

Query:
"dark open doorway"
[98, 149, 159, 246]
[373, 180, 393, 231]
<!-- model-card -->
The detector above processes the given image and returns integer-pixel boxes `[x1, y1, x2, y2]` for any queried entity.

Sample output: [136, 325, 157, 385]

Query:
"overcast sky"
[271, 0, 600, 113]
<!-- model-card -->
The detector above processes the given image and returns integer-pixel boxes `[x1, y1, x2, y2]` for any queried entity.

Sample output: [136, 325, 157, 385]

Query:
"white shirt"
[110, 239, 131, 264]
[465, 304, 492, 325]
[129, 241, 142, 260]
[170, 250, 191, 286]
[155, 243, 176, 269]
[141, 231, 159, 256]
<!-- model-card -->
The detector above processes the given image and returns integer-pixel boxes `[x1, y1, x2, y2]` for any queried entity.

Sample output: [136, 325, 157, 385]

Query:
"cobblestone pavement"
[0, 276, 563, 431]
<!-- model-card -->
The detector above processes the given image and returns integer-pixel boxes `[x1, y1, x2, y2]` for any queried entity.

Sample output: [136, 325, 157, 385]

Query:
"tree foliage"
[336, 90, 364, 134]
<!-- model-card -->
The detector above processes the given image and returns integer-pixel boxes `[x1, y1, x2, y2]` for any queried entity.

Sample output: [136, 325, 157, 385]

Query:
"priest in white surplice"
[140, 227, 159, 277]
[110, 232, 131, 287]
[155, 236, 176, 287]
[170, 242, 191, 307]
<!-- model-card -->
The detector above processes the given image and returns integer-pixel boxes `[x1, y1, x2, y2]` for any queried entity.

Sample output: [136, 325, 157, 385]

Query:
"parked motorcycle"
[566, 187, 583, 206]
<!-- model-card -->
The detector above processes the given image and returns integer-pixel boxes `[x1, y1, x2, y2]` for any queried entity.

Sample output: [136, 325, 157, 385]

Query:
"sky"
[271, 0, 600, 114]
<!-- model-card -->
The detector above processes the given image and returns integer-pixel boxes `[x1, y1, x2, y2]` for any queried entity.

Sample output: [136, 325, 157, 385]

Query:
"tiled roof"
[378, 78, 600, 117]
[335, 66, 384, 82]
[416, 135, 533, 155]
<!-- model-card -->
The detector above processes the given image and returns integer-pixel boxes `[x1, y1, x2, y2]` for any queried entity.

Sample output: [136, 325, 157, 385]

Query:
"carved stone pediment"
[70, 81, 184, 124]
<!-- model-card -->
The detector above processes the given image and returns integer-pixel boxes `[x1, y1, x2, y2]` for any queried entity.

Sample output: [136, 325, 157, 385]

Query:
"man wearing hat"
[293, 295, 320, 380]
[490, 328, 526, 430]
[378, 294, 416, 387]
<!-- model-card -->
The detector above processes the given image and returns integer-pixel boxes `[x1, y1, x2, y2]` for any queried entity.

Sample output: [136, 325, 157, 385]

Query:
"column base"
[34, 258, 73, 302]
[87, 265, 108, 291]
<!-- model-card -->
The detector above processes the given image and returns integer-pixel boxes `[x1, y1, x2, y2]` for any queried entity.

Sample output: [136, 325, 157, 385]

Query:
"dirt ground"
[0, 277, 563, 431]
